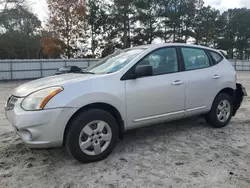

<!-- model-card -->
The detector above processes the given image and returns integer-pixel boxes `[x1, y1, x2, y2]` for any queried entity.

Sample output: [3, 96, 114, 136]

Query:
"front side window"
[86, 48, 145, 74]
[181, 48, 210, 71]
[137, 47, 178, 76]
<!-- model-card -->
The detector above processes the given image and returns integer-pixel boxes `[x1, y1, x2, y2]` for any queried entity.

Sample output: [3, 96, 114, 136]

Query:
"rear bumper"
[232, 83, 247, 116]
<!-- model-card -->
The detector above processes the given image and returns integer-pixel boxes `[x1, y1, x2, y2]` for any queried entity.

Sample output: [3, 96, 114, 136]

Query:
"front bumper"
[232, 83, 247, 116]
[5, 98, 77, 149]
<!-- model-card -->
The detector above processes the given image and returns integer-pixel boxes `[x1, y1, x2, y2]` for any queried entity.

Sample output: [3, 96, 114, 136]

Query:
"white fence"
[0, 59, 100, 81]
[229, 59, 250, 71]
[0, 59, 249, 81]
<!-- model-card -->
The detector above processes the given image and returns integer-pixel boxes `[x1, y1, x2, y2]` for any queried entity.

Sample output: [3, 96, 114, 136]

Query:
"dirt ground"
[0, 72, 250, 188]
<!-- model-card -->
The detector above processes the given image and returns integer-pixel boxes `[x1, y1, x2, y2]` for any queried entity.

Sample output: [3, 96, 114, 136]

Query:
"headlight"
[21, 87, 63, 111]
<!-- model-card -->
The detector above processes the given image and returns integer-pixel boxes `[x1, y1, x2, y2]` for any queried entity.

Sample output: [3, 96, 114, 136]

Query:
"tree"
[0, 0, 25, 10]
[41, 31, 67, 58]
[180, 0, 202, 43]
[87, 0, 109, 57]
[0, 5, 42, 59]
[47, 0, 86, 58]
[230, 9, 250, 60]
[0, 5, 41, 34]
[191, 5, 220, 45]
[133, 0, 160, 45]
[1, 0, 250, 60]
[217, 8, 250, 59]
[111, 0, 135, 48]
[158, 0, 172, 42]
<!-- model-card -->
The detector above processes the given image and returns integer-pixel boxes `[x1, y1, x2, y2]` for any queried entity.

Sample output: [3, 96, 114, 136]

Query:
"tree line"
[0, 0, 250, 59]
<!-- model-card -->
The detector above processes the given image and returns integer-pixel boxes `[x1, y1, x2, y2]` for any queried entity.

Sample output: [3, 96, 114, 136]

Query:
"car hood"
[13, 73, 97, 97]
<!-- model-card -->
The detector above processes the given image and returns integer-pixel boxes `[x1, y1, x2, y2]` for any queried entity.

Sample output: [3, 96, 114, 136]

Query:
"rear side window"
[72, 66, 81, 72]
[209, 51, 223, 64]
[181, 48, 210, 71]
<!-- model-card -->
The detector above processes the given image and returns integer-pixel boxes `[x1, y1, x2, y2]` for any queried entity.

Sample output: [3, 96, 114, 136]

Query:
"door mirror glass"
[135, 65, 153, 78]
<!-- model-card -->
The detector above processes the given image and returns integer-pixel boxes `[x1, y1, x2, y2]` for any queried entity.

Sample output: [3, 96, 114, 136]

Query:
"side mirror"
[135, 65, 153, 78]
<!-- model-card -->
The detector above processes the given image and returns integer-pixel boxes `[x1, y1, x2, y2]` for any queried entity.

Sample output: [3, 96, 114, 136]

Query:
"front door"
[125, 47, 185, 129]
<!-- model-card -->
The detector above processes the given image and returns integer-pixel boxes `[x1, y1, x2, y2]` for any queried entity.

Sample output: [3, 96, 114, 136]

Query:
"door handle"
[172, 80, 183, 86]
[212, 75, 221, 79]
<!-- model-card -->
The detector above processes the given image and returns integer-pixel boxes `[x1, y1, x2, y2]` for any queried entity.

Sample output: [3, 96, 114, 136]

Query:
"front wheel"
[205, 93, 233, 128]
[66, 109, 119, 163]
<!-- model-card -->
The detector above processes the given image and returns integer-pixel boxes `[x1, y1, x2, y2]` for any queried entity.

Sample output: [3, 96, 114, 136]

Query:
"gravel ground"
[0, 72, 250, 188]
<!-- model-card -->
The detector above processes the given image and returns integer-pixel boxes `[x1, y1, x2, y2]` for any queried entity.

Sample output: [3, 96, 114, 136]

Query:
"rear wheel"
[66, 109, 119, 163]
[205, 93, 233, 128]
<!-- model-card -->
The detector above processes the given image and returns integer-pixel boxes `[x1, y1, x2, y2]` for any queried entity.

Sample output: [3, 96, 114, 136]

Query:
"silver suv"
[5, 43, 247, 163]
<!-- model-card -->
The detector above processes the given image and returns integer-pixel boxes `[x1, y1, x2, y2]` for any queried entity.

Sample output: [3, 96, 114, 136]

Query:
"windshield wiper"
[81, 71, 95, 75]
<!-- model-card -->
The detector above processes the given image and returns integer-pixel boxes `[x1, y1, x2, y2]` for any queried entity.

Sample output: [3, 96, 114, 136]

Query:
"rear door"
[179, 47, 220, 117]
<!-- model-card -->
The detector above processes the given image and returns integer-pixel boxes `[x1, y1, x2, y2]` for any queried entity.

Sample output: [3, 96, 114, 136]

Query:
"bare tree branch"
[0, 0, 25, 10]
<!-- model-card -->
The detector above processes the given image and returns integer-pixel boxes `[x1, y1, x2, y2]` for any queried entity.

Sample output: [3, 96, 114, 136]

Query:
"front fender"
[64, 92, 126, 121]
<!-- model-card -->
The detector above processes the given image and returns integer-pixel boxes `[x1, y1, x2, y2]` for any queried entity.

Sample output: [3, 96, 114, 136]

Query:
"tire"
[66, 109, 119, 163]
[205, 93, 233, 128]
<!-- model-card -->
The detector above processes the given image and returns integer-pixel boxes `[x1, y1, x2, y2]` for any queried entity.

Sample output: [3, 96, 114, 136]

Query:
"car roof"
[131, 43, 219, 52]
[61, 66, 79, 68]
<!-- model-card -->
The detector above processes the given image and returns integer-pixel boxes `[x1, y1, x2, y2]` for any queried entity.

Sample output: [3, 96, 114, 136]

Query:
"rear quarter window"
[209, 51, 223, 64]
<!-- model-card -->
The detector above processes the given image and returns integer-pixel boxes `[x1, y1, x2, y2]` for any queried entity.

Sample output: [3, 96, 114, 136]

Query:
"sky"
[204, 0, 250, 11]
[26, 0, 48, 22]
[27, 0, 250, 22]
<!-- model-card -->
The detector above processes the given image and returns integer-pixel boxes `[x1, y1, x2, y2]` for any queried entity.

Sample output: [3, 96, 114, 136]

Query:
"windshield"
[85, 48, 145, 74]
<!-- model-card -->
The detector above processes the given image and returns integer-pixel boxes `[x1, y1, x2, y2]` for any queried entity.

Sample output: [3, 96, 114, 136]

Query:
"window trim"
[178, 46, 214, 72]
[121, 46, 181, 80]
[207, 50, 224, 65]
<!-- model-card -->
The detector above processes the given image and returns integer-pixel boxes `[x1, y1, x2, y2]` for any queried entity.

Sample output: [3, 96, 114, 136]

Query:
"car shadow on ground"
[2, 116, 211, 167]
[48, 117, 209, 160]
